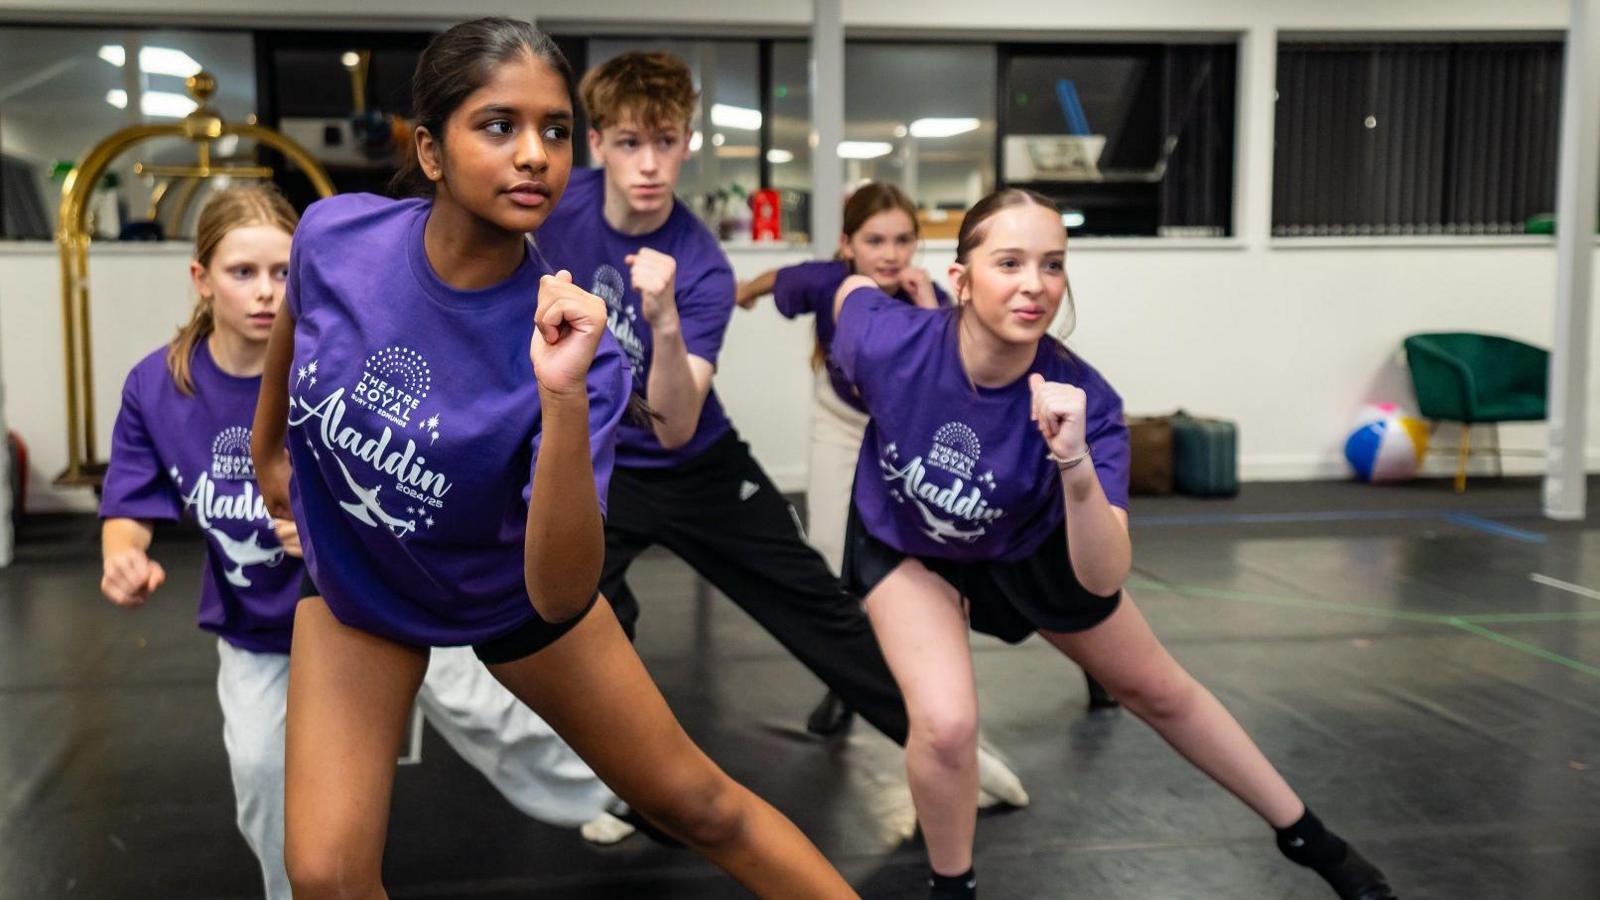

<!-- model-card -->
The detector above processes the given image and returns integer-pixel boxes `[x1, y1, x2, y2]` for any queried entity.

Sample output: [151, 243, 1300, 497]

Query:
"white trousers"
[215, 640, 614, 900]
[804, 369, 870, 576]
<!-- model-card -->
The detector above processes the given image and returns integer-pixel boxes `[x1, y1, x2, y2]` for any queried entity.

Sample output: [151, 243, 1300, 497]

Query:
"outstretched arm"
[735, 268, 778, 309]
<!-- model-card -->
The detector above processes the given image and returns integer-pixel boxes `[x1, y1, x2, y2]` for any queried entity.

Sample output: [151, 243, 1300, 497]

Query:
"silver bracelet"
[1047, 447, 1091, 471]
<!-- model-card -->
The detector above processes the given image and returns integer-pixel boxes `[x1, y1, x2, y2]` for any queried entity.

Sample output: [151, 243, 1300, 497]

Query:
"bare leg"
[488, 598, 857, 899]
[861, 559, 980, 876]
[1040, 590, 1303, 827]
[282, 597, 427, 900]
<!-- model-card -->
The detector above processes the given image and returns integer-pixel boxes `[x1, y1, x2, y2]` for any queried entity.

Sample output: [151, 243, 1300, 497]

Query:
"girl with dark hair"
[828, 188, 1396, 900]
[252, 18, 854, 897]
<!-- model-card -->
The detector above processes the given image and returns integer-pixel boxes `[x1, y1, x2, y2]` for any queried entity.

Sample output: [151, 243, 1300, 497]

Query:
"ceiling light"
[909, 117, 980, 138]
[106, 89, 199, 118]
[766, 148, 795, 164]
[100, 45, 203, 78]
[710, 103, 762, 131]
[837, 141, 893, 160]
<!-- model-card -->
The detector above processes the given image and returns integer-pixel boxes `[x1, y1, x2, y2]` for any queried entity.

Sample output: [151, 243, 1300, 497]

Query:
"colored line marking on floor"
[1529, 573, 1600, 603]
[1442, 513, 1546, 544]
[1128, 576, 1600, 679]
[1126, 577, 1441, 624]
[1446, 619, 1600, 679]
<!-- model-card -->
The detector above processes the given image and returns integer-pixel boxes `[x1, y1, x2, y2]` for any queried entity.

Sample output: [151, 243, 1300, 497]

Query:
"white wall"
[0, 0, 1591, 511]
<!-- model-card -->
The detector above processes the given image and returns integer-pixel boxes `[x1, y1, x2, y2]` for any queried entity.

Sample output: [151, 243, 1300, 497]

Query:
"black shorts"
[842, 504, 1121, 643]
[296, 573, 594, 665]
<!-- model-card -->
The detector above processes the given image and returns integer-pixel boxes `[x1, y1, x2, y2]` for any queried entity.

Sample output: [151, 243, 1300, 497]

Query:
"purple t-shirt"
[284, 193, 631, 647]
[834, 287, 1130, 562]
[773, 259, 951, 412]
[535, 167, 735, 468]
[101, 344, 301, 653]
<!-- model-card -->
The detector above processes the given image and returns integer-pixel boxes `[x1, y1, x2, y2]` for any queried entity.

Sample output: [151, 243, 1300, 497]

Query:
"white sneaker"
[579, 810, 638, 845]
[976, 745, 1029, 808]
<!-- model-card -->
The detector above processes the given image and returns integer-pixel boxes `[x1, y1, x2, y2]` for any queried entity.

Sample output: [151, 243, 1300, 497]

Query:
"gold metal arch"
[55, 71, 335, 487]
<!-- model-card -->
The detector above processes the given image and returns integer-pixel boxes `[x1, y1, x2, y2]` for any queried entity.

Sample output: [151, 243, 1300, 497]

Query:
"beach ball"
[1344, 403, 1430, 482]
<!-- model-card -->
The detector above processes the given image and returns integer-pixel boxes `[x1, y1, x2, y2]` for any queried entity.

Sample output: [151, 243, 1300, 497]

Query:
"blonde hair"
[166, 185, 299, 395]
[580, 51, 698, 132]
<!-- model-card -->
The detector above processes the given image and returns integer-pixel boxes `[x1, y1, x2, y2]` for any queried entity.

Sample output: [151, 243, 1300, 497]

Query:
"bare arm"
[629, 248, 715, 450]
[1059, 466, 1132, 596]
[1029, 375, 1131, 596]
[251, 308, 296, 520]
[524, 273, 609, 622]
[735, 268, 778, 309]
[645, 328, 715, 450]
[101, 517, 164, 607]
[832, 273, 878, 324]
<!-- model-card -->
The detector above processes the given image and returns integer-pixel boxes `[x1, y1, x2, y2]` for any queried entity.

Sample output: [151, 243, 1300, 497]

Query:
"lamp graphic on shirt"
[907, 497, 988, 544]
[209, 529, 286, 587]
[328, 451, 417, 537]
[169, 461, 286, 586]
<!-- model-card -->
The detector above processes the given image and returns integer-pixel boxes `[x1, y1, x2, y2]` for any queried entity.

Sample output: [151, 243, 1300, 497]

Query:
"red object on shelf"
[752, 188, 781, 241]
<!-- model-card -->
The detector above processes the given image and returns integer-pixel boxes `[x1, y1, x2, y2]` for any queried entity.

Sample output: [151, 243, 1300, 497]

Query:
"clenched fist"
[898, 267, 941, 309]
[102, 548, 166, 608]
[1028, 373, 1089, 463]
[532, 269, 609, 398]
[625, 248, 679, 328]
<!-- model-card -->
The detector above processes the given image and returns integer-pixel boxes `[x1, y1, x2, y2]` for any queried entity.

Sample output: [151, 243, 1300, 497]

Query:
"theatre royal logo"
[880, 421, 1004, 544]
[210, 426, 255, 481]
[351, 346, 431, 428]
[287, 346, 453, 539]
[591, 264, 646, 381]
[169, 431, 283, 588]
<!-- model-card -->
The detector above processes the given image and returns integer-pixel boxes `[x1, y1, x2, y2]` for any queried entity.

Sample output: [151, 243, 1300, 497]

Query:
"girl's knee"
[284, 844, 380, 900]
[911, 706, 978, 771]
[637, 771, 749, 849]
[1114, 670, 1200, 723]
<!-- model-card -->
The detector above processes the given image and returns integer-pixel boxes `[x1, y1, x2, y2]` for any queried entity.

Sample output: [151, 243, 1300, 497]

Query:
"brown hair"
[391, 17, 574, 196]
[816, 182, 922, 370]
[580, 51, 698, 132]
[952, 187, 1076, 343]
[166, 185, 299, 395]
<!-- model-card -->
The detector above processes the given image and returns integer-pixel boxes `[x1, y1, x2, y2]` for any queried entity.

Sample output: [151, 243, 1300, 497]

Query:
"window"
[0, 25, 255, 239]
[843, 42, 998, 235]
[255, 29, 435, 209]
[586, 38, 763, 237]
[1000, 41, 1238, 237]
[1273, 40, 1562, 236]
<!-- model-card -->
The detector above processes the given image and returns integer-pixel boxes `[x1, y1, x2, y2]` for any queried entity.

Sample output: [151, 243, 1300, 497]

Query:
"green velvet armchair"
[1402, 333, 1549, 491]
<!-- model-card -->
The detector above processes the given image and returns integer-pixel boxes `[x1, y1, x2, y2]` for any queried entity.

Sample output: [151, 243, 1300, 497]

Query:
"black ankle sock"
[1276, 808, 1347, 868]
[1277, 809, 1395, 900]
[928, 866, 977, 899]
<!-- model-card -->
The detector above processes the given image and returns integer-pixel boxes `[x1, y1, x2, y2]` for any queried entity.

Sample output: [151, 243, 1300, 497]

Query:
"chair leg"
[1455, 424, 1471, 493]
[1491, 423, 1504, 479]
